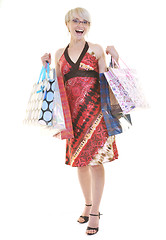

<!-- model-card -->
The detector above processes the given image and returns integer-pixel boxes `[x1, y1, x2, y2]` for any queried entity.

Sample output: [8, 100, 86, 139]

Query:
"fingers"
[41, 53, 51, 66]
[106, 46, 119, 62]
[106, 46, 116, 55]
[106, 46, 112, 55]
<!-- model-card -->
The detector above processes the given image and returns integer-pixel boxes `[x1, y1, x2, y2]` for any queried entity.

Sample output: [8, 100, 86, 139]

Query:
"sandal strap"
[85, 204, 92, 207]
[87, 226, 98, 231]
[89, 213, 99, 216]
[86, 226, 99, 235]
[90, 212, 103, 219]
[79, 215, 89, 221]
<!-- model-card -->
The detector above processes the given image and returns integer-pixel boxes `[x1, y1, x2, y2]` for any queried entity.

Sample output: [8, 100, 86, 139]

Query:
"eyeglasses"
[72, 19, 90, 26]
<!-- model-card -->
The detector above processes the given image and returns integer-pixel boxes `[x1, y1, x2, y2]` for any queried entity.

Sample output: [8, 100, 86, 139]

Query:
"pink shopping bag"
[104, 70, 135, 114]
[104, 58, 148, 114]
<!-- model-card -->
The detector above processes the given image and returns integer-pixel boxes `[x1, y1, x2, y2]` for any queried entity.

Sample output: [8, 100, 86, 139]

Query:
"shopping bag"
[100, 73, 132, 136]
[108, 83, 123, 117]
[41, 71, 74, 139]
[24, 64, 74, 139]
[104, 69, 135, 114]
[38, 67, 56, 126]
[104, 58, 148, 114]
[38, 66, 67, 135]
[24, 64, 49, 125]
[52, 70, 67, 132]
[56, 76, 74, 140]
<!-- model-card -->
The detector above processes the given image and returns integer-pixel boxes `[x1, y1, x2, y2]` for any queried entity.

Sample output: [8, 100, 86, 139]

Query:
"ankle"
[85, 203, 92, 207]
[90, 206, 99, 214]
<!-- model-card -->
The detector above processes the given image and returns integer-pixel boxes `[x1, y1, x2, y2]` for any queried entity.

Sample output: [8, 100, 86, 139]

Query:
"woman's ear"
[66, 22, 70, 33]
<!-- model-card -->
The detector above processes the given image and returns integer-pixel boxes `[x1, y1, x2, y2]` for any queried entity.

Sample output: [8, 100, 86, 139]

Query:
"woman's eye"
[73, 19, 79, 23]
[72, 19, 89, 25]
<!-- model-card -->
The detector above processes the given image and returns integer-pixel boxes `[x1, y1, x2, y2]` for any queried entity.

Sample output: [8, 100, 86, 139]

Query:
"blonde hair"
[65, 7, 91, 25]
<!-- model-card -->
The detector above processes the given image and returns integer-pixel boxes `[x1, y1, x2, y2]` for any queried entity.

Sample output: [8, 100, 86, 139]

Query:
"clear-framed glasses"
[72, 19, 90, 26]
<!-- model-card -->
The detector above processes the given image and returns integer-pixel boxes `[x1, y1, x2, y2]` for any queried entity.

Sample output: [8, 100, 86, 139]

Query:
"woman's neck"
[69, 38, 86, 48]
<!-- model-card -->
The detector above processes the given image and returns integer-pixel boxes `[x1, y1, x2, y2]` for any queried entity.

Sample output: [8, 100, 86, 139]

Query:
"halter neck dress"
[59, 42, 118, 167]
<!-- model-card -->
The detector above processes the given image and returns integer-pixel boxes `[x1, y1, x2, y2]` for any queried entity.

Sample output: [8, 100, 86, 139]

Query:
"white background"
[0, 0, 166, 239]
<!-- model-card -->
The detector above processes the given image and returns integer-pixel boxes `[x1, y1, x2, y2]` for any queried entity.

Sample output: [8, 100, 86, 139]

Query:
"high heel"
[86, 212, 102, 235]
[77, 204, 92, 224]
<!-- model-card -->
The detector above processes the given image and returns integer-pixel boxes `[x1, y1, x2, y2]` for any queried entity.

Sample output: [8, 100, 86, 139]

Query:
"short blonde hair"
[65, 7, 91, 25]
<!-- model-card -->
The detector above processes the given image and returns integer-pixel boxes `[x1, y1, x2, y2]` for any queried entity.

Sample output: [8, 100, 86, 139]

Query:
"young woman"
[41, 7, 119, 235]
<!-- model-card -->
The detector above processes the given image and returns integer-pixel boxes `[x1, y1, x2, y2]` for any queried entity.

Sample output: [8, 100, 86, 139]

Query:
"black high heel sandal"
[86, 212, 102, 235]
[77, 204, 92, 224]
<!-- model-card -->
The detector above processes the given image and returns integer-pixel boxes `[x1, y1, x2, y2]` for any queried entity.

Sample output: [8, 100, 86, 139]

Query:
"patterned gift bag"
[56, 75, 74, 140]
[104, 70, 135, 114]
[24, 64, 49, 125]
[24, 64, 73, 138]
[38, 67, 67, 135]
[99, 73, 132, 136]
[104, 58, 148, 114]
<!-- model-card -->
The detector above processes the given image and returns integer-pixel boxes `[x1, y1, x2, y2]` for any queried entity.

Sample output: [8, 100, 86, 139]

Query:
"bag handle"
[110, 56, 132, 68]
[37, 62, 50, 84]
[110, 57, 133, 79]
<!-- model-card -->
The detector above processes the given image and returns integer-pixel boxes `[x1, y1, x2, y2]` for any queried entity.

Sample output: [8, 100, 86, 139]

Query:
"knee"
[78, 165, 90, 173]
[90, 165, 104, 172]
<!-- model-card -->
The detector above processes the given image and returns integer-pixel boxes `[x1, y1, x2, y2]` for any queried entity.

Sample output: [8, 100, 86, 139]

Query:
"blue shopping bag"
[24, 63, 66, 135]
[100, 73, 132, 136]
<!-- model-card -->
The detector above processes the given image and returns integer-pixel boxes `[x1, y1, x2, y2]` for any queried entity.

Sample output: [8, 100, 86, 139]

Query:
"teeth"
[76, 30, 84, 33]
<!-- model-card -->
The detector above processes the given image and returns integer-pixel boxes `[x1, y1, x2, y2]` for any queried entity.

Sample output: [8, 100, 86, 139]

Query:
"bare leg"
[86, 165, 105, 234]
[77, 166, 92, 222]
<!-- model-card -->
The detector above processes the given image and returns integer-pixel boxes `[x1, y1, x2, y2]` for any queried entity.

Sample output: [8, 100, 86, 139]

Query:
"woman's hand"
[106, 46, 119, 63]
[41, 53, 51, 66]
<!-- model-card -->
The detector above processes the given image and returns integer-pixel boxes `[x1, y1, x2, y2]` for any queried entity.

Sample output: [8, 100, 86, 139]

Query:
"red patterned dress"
[59, 42, 118, 167]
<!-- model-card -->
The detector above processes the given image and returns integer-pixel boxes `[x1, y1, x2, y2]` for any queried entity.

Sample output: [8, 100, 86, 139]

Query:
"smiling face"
[67, 14, 90, 40]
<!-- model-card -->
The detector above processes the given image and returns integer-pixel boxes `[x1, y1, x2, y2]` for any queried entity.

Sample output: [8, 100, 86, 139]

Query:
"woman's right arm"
[55, 48, 64, 77]
[41, 48, 64, 77]
[41, 53, 51, 66]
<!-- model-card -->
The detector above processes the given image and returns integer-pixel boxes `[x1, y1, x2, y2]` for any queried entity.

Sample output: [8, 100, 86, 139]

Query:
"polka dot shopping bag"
[24, 63, 74, 138]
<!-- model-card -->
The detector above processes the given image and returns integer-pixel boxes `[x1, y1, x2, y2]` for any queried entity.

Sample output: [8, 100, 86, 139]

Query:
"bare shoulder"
[55, 47, 65, 63]
[88, 42, 105, 59]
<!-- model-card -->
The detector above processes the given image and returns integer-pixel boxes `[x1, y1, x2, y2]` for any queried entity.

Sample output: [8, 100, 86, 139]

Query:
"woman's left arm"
[97, 45, 108, 73]
[97, 45, 119, 73]
[106, 45, 119, 63]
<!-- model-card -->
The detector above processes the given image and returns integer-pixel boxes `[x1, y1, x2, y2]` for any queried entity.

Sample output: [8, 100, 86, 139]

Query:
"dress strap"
[64, 42, 89, 70]
[75, 42, 89, 69]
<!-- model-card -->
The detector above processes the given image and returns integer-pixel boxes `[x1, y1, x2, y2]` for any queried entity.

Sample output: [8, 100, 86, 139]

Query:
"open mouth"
[75, 29, 84, 35]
